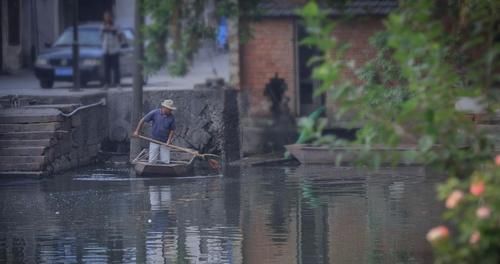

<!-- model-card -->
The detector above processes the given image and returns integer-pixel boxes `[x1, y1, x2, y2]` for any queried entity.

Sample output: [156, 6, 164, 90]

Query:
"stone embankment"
[0, 103, 106, 177]
[0, 78, 240, 177]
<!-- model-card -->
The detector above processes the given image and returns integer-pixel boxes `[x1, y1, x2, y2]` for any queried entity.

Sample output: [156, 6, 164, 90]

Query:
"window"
[54, 28, 101, 47]
[7, 0, 20, 46]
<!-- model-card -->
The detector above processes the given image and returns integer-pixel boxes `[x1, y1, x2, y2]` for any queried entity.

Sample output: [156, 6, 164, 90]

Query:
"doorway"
[297, 23, 325, 116]
[60, 0, 115, 29]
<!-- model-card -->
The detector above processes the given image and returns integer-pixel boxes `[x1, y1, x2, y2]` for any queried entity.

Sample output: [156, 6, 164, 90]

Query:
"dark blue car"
[34, 23, 135, 88]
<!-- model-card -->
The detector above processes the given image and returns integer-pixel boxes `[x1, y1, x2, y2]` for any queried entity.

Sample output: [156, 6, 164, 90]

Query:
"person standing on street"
[101, 11, 122, 87]
[133, 99, 177, 164]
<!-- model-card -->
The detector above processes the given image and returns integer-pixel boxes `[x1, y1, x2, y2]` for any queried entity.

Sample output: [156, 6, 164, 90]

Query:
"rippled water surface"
[0, 165, 442, 263]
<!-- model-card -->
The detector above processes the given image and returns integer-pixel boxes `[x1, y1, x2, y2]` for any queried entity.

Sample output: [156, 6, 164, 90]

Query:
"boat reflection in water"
[0, 165, 441, 263]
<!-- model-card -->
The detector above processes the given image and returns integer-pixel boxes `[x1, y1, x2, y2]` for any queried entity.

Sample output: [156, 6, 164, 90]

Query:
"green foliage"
[142, 0, 216, 76]
[300, 0, 500, 262]
[357, 31, 410, 112]
[296, 106, 326, 144]
[142, 0, 171, 74]
[142, 0, 263, 76]
[300, 0, 498, 171]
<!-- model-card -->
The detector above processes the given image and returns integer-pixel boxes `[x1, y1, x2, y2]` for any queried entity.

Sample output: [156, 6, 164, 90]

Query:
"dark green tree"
[300, 0, 500, 262]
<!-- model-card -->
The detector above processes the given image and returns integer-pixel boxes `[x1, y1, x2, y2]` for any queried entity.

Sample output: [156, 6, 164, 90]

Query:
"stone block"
[53, 139, 72, 156]
[0, 147, 46, 156]
[0, 122, 61, 133]
[71, 114, 82, 127]
[0, 139, 52, 147]
[0, 163, 44, 171]
[0, 156, 47, 165]
[0, 108, 63, 123]
[0, 131, 57, 140]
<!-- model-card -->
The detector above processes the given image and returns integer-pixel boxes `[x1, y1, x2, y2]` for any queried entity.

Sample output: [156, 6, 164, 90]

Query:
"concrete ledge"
[0, 171, 46, 179]
[0, 147, 47, 156]
[0, 108, 62, 123]
[24, 104, 79, 113]
[0, 131, 66, 140]
[1, 163, 45, 171]
[0, 139, 52, 147]
[0, 155, 46, 164]
[0, 122, 61, 133]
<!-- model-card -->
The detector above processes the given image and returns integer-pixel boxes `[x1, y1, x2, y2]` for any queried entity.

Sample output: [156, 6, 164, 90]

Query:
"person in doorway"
[101, 11, 123, 87]
[133, 99, 177, 164]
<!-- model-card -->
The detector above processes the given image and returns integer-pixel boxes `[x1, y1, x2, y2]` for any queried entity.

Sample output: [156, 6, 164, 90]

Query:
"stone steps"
[0, 139, 53, 147]
[0, 103, 106, 178]
[0, 146, 47, 156]
[0, 155, 47, 164]
[0, 171, 46, 178]
[0, 108, 62, 123]
[0, 107, 66, 177]
[0, 122, 61, 133]
[0, 131, 66, 140]
[1, 163, 45, 171]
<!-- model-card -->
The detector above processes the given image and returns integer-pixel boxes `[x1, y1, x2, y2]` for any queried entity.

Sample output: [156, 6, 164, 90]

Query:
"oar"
[134, 134, 221, 170]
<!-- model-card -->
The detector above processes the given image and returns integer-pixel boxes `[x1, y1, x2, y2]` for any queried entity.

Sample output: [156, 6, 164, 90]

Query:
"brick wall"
[334, 17, 384, 83]
[240, 19, 296, 117]
[240, 17, 385, 119]
[239, 16, 386, 154]
[327, 17, 385, 123]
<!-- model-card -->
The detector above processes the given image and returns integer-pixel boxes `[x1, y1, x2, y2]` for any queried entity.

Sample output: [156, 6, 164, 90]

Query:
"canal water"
[0, 165, 442, 263]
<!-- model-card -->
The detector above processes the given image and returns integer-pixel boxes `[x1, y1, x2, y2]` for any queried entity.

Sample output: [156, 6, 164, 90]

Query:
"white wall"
[36, 0, 59, 52]
[114, 0, 135, 28]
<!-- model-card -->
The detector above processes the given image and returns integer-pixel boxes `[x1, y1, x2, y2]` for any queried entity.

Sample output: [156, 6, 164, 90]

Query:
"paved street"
[0, 46, 229, 97]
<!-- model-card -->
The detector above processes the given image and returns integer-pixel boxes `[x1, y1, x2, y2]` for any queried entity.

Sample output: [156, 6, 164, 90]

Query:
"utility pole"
[130, 0, 144, 161]
[71, 0, 80, 91]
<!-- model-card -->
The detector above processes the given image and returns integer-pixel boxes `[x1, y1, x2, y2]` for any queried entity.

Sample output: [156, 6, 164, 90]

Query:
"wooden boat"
[285, 144, 422, 165]
[132, 149, 196, 177]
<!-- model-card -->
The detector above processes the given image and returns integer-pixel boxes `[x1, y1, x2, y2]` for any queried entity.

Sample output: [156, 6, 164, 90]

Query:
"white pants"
[148, 142, 171, 164]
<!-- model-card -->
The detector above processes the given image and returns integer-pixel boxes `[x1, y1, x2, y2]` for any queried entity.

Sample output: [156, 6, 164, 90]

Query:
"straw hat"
[161, 99, 177, 110]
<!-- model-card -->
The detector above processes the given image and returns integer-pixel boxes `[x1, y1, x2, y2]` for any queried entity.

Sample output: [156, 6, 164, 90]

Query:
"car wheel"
[40, 79, 54, 89]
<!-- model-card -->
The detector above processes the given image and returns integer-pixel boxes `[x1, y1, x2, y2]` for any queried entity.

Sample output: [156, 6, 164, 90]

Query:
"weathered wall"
[0, 93, 109, 174]
[327, 17, 385, 123]
[0, 101, 108, 176]
[238, 16, 386, 154]
[239, 19, 298, 155]
[240, 16, 385, 120]
[49, 103, 108, 173]
[1, 83, 240, 175]
[240, 19, 297, 118]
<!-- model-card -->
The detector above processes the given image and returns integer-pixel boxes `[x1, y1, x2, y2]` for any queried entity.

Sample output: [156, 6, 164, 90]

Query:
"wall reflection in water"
[0, 165, 441, 263]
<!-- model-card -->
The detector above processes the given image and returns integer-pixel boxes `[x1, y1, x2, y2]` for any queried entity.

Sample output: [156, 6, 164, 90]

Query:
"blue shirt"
[144, 109, 176, 142]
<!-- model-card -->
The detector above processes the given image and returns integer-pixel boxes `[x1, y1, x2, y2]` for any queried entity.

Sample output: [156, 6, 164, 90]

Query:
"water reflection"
[0, 165, 441, 263]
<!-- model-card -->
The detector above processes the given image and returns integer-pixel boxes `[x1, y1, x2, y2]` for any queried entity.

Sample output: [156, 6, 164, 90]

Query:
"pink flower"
[495, 155, 500, 166]
[426, 225, 450, 243]
[469, 230, 481, 245]
[445, 190, 464, 209]
[470, 180, 485, 197]
[476, 206, 491, 219]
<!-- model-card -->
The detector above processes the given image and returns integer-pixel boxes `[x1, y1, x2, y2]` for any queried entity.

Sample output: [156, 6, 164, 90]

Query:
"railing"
[60, 98, 106, 117]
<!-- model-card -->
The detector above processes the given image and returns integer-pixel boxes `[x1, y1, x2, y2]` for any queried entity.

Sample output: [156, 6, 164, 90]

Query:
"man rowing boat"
[133, 99, 176, 164]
